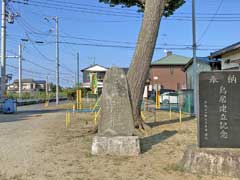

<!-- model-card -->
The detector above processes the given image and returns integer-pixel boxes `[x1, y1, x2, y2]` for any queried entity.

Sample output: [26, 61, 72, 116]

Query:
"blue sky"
[3, 0, 240, 87]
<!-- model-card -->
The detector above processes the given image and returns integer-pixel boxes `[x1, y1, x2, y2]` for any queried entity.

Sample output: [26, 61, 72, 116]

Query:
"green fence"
[178, 89, 194, 114]
[143, 89, 194, 114]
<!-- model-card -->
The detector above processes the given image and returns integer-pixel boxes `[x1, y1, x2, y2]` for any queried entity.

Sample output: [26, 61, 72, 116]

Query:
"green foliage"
[7, 92, 15, 99]
[99, 0, 185, 17]
[49, 83, 62, 93]
[164, 0, 185, 17]
[99, 0, 144, 9]
[61, 88, 92, 101]
[6, 91, 64, 100]
[62, 88, 76, 100]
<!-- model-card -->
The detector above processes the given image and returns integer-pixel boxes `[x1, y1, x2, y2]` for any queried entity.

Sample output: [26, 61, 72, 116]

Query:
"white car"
[160, 92, 178, 104]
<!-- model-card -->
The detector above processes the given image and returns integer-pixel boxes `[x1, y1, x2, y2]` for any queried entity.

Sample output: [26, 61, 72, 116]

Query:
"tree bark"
[127, 0, 166, 129]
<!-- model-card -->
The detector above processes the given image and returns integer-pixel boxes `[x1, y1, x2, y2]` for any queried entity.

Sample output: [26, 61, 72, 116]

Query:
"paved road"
[0, 103, 68, 179]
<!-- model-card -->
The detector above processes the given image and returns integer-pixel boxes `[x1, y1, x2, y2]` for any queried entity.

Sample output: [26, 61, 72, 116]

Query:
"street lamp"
[153, 76, 160, 109]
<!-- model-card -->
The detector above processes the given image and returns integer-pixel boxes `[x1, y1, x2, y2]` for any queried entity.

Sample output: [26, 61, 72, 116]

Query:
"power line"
[24, 59, 55, 72]
[15, 18, 56, 62]
[197, 0, 224, 43]
[9, 4, 77, 78]
[7, 63, 74, 81]
[43, 41, 218, 51]
[177, 12, 240, 16]
[33, 0, 139, 13]
[11, 35, 76, 78]
[11, 0, 240, 26]
[59, 64, 75, 75]
[12, 0, 240, 22]
[30, 0, 140, 15]
[12, 0, 142, 18]
[9, 32, 225, 48]
[6, 43, 75, 77]
[14, 0, 240, 17]
[23, 55, 75, 76]
[7, 63, 50, 76]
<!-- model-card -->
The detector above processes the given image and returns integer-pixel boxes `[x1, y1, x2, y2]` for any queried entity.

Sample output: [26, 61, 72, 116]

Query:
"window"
[224, 59, 230, 64]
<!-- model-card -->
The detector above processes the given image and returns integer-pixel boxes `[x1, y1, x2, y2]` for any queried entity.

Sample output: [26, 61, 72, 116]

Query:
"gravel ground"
[0, 105, 237, 180]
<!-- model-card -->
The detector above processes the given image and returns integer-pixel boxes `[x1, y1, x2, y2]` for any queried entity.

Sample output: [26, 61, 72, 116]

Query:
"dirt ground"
[0, 105, 237, 180]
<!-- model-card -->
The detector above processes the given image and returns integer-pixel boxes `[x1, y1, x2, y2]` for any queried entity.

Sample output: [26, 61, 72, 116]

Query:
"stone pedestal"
[180, 145, 240, 178]
[91, 136, 140, 156]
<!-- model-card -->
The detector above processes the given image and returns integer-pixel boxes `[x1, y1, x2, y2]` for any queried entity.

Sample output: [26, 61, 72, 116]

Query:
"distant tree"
[99, 0, 185, 129]
[49, 83, 62, 93]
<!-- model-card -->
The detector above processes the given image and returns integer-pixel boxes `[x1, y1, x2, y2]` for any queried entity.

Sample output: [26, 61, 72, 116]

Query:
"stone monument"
[91, 67, 140, 156]
[181, 71, 240, 177]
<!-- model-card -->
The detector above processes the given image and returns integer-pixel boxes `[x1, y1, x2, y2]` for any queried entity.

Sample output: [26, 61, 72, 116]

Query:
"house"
[80, 64, 108, 93]
[149, 51, 191, 91]
[8, 79, 46, 93]
[80, 64, 130, 94]
[182, 57, 221, 89]
[210, 42, 240, 70]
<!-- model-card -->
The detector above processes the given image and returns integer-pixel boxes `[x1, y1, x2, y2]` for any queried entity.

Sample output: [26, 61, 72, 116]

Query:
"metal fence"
[178, 89, 194, 114]
[0, 101, 3, 113]
[142, 89, 194, 114]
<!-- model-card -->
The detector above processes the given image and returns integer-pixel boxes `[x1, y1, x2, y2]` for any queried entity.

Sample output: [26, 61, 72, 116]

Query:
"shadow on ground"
[141, 130, 178, 153]
[0, 109, 65, 123]
[147, 116, 195, 128]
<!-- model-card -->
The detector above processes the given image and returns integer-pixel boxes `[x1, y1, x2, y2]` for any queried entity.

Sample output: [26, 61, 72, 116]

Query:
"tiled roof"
[152, 54, 191, 65]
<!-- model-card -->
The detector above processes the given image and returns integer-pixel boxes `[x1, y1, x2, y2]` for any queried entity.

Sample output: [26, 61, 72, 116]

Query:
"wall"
[22, 83, 33, 91]
[83, 71, 89, 83]
[149, 65, 187, 91]
[186, 61, 211, 89]
[83, 71, 107, 83]
[221, 48, 240, 70]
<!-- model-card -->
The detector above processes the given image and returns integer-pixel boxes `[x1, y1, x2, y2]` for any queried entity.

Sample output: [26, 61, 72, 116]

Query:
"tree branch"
[137, 0, 146, 5]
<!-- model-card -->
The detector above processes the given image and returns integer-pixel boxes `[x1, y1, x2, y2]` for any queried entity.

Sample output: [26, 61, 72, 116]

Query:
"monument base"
[91, 136, 140, 156]
[180, 145, 240, 178]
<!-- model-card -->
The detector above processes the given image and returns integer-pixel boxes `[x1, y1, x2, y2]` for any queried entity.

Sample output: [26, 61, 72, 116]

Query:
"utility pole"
[74, 72, 77, 88]
[77, 52, 79, 89]
[192, 0, 200, 147]
[192, 0, 198, 117]
[46, 75, 48, 98]
[1, 0, 7, 99]
[18, 43, 22, 99]
[55, 16, 59, 105]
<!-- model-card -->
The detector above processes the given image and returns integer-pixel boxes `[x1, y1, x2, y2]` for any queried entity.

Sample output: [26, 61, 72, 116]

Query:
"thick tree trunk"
[127, 0, 166, 129]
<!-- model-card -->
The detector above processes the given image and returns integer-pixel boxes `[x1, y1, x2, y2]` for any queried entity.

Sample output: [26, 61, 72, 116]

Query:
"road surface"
[0, 103, 70, 180]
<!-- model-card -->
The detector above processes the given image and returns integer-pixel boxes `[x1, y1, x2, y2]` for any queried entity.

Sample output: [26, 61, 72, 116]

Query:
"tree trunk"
[127, 0, 166, 129]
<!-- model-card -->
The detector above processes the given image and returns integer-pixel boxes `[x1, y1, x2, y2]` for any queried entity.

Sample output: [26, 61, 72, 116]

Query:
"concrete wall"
[149, 65, 187, 91]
